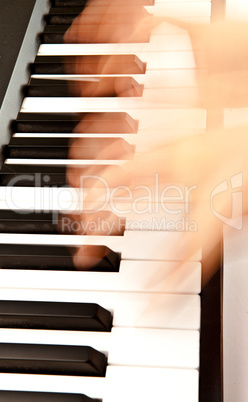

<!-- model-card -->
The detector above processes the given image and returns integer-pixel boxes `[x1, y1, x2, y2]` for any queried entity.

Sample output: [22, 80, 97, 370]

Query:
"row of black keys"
[3, 111, 137, 187]
[44, 1, 153, 29]
[0, 2, 138, 399]
[0, 300, 110, 399]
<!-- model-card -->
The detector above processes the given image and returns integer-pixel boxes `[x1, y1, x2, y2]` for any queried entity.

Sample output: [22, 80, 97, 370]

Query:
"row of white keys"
[0, 366, 199, 402]
[0, 326, 199, 368]
[0, 231, 202, 260]
[0, 287, 200, 329]
[0, 259, 201, 293]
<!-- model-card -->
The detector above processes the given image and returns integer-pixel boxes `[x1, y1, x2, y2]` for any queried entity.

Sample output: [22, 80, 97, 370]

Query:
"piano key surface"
[0, 366, 199, 402]
[0, 1, 222, 401]
[0, 390, 99, 402]
[0, 327, 200, 369]
[0, 342, 107, 376]
[0, 291, 200, 330]
[31, 68, 204, 86]
[0, 300, 113, 331]
[0, 259, 201, 293]
[0, 231, 202, 260]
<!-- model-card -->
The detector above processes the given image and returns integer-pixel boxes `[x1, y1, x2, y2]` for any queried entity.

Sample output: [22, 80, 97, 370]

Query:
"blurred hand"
[63, 5, 248, 280]
[67, 126, 248, 280]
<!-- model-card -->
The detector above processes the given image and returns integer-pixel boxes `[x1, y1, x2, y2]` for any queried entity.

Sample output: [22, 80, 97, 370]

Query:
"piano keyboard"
[0, 0, 222, 401]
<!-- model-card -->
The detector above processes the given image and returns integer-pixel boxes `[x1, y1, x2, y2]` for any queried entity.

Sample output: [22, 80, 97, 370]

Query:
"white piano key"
[21, 94, 200, 111]
[70, 3, 210, 18]
[0, 231, 202, 260]
[0, 373, 105, 401]
[0, 327, 200, 369]
[0, 366, 199, 402]
[0, 260, 201, 294]
[86, 0, 210, 3]
[224, 107, 248, 128]
[103, 366, 199, 402]
[0, 181, 193, 208]
[0, 185, 197, 212]
[39, 46, 196, 69]
[39, 34, 193, 53]
[22, 86, 201, 109]
[5, 158, 126, 165]
[156, 0, 209, 2]
[146, 2, 211, 17]
[0, 187, 84, 211]
[59, 203, 195, 232]
[0, 289, 201, 329]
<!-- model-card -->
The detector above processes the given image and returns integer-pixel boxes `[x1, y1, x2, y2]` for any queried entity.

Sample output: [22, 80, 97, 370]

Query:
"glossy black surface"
[0, 391, 101, 402]
[0, 343, 107, 376]
[0, 243, 121, 272]
[0, 300, 112, 331]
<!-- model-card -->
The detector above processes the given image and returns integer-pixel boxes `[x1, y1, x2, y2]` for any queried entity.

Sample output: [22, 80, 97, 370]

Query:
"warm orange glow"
[64, 2, 248, 281]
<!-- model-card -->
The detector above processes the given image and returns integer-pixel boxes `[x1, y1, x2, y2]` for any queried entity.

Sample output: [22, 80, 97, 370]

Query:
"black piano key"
[0, 164, 67, 186]
[0, 300, 112, 331]
[52, 0, 154, 5]
[0, 244, 120, 272]
[0, 164, 124, 187]
[52, 0, 88, 5]
[4, 146, 69, 159]
[0, 391, 100, 402]
[14, 112, 139, 133]
[25, 78, 72, 97]
[42, 24, 150, 44]
[0, 210, 59, 234]
[42, 31, 67, 44]
[48, 6, 85, 14]
[46, 6, 148, 25]
[25, 77, 143, 97]
[0, 343, 107, 376]
[0, 209, 126, 236]
[8, 137, 70, 146]
[5, 137, 135, 159]
[31, 55, 146, 75]
[15, 111, 76, 133]
[45, 7, 85, 25]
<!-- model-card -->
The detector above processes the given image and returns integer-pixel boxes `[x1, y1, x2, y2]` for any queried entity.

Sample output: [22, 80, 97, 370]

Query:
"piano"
[0, 0, 239, 400]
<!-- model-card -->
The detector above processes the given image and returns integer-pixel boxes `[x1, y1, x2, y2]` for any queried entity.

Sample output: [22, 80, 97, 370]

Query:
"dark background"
[0, 0, 36, 107]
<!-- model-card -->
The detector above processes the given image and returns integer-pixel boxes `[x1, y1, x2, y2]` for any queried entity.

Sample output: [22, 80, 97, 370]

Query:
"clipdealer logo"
[210, 172, 243, 230]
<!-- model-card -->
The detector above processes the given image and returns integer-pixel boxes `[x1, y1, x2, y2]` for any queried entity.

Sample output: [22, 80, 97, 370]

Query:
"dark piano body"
[0, 0, 223, 401]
